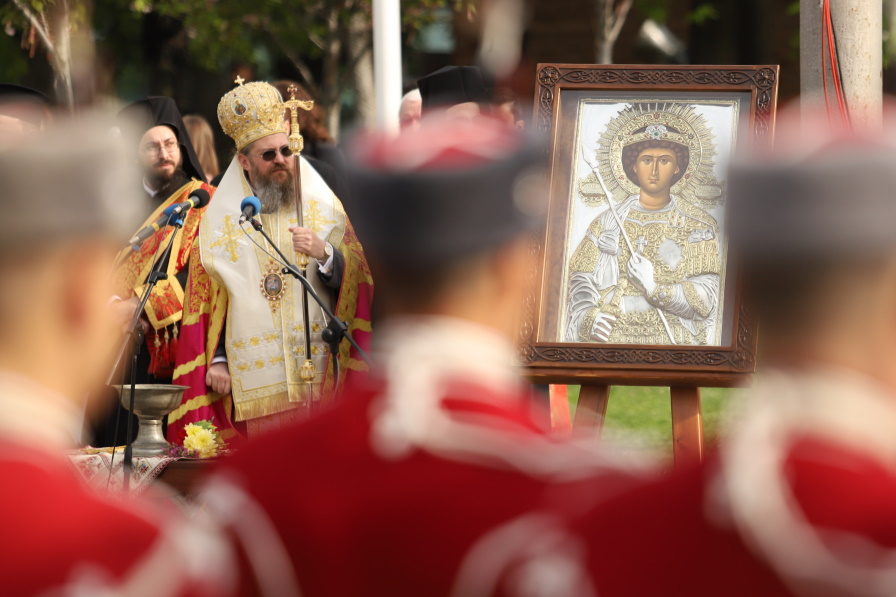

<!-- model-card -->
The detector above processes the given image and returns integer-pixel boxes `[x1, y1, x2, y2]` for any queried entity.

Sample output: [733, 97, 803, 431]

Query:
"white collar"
[143, 177, 158, 198]
[367, 316, 612, 478]
[373, 315, 521, 403]
[0, 370, 82, 451]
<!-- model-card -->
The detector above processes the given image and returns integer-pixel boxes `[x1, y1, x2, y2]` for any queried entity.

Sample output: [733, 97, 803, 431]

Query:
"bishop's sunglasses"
[251, 145, 293, 162]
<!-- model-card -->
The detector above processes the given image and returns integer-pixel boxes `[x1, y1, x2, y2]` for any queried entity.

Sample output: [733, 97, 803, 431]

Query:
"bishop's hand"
[289, 226, 327, 260]
[206, 362, 232, 396]
[627, 255, 657, 295]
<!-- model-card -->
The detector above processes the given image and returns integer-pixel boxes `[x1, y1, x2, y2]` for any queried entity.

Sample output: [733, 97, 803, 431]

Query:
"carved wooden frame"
[520, 63, 779, 387]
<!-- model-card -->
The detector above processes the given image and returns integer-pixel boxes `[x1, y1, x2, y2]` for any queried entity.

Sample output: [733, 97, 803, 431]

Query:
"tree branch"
[10, 0, 55, 52]
[307, 31, 326, 50]
[341, 31, 372, 83]
[608, 0, 633, 44]
[268, 28, 322, 98]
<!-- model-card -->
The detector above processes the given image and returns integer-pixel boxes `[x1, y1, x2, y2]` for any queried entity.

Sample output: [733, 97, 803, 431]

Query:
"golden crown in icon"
[217, 77, 286, 151]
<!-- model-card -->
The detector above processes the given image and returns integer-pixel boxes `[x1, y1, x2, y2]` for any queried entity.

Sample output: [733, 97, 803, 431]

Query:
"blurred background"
[0, 0, 811, 141]
[3, 0, 890, 462]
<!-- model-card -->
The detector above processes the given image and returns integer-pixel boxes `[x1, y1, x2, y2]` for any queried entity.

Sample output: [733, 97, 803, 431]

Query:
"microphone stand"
[247, 218, 373, 383]
[106, 211, 186, 496]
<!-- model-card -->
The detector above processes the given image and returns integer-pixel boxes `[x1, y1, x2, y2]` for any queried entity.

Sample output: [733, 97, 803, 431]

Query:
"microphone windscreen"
[189, 188, 211, 208]
[240, 195, 262, 217]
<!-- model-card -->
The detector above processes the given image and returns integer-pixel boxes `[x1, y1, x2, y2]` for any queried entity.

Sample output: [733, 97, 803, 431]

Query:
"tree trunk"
[595, 0, 614, 64]
[10, 0, 75, 108]
[347, 13, 375, 128]
[321, 4, 344, 139]
[51, 0, 74, 108]
[594, 0, 632, 65]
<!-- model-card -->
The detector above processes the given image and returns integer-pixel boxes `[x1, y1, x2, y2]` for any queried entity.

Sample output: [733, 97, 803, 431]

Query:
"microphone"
[239, 196, 262, 224]
[128, 188, 211, 250]
[169, 188, 211, 216]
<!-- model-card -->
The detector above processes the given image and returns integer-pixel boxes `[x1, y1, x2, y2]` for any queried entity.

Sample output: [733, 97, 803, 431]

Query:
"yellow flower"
[183, 423, 219, 459]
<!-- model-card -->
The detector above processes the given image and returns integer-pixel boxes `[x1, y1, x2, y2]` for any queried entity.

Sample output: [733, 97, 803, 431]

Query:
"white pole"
[832, 0, 882, 129]
[373, 0, 402, 133]
[801, 0, 882, 129]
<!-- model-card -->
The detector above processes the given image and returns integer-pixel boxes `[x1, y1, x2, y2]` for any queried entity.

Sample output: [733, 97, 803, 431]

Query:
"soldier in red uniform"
[200, 116, 641, 596]
[0, 125, 234, 596]
[564, 116, 896, 596]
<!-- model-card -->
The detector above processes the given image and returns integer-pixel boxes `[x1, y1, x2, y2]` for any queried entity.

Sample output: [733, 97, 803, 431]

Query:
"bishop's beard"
[254, 166, 295, 214]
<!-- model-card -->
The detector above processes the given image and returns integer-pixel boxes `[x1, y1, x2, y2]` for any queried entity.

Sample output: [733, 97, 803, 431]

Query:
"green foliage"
[636, 0, 668, 23]
[636, 0, 719, 27]
[687, 3, 718, 25]
[0, 33, 30, 82]
[0, 0, 90, 30]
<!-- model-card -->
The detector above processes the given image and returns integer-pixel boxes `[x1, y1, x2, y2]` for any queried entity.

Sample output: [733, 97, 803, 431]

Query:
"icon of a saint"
[565, 107, 722, 345]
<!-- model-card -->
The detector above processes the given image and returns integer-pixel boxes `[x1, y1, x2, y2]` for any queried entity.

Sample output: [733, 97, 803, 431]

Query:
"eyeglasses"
[141, 139, 179, 157]
[251, 145, 293, 162]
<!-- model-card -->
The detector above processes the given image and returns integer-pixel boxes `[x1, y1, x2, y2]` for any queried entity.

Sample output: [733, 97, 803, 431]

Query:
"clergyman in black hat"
[416, 65, 488, 123]
[91, 97, 215, 446]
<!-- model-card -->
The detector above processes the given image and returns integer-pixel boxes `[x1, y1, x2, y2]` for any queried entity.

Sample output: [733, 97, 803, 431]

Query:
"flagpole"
[373, 0, 402, 132]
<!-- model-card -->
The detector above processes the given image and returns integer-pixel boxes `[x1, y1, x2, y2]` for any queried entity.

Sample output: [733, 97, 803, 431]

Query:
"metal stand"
[106, 214, 184, 496]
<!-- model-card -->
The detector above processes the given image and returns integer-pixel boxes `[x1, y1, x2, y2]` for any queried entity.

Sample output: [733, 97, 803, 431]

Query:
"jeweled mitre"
[217, 79, 286, 151]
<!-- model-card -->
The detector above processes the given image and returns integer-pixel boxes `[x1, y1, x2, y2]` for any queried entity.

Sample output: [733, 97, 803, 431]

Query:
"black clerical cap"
[347, 117, 546, 270]
[417, 66, 488, 112]
[117, 96, 206, 182]
[0, 83, 51, 126]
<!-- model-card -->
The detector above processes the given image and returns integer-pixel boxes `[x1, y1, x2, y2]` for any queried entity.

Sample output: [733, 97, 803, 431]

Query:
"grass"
[565, 385, 744, 463]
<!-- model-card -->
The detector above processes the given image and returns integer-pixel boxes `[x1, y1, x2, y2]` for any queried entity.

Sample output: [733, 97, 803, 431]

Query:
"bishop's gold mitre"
[217, 77, 286, 151]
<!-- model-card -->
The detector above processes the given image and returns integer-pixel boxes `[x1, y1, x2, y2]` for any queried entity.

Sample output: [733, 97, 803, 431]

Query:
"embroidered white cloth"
[67, 450, 176, 496]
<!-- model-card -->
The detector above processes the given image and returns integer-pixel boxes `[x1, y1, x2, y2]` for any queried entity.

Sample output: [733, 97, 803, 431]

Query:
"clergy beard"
[148, 167, 190, 200]
[254, 167, 295, 214]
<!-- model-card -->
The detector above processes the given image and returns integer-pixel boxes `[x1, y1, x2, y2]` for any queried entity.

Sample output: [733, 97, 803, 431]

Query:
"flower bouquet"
[166, 420, 225, 459]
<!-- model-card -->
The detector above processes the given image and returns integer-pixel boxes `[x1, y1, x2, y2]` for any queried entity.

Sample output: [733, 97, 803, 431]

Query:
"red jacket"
[0, 439, 235, 596]
[572, 435, 896, 596]
[204, 377, 636, 596]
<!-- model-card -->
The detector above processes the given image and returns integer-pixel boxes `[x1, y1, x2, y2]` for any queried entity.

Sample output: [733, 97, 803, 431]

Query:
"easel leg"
[670, 386, 704, 468]
[573, 385, 611, 439]
[549, 385, 572, 433]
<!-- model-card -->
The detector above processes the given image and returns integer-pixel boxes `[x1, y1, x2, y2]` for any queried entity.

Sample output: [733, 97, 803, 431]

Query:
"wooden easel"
[574, 384, 704, 468]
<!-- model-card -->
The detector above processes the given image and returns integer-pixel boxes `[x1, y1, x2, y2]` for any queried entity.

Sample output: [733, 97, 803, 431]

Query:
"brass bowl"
[112, 384, 189, 457]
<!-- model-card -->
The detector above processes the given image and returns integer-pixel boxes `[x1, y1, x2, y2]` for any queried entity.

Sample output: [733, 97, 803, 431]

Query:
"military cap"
[0, 120, 141, 251]
[728, 119, 896, 263]
[346, 116, 545, 269]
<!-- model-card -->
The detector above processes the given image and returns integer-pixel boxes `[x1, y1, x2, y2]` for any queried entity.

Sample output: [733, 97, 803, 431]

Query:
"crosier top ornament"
[283, 84, 314, 155]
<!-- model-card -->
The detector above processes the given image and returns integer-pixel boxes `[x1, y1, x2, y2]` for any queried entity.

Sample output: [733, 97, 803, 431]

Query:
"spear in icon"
[580, 145, 674, 343]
